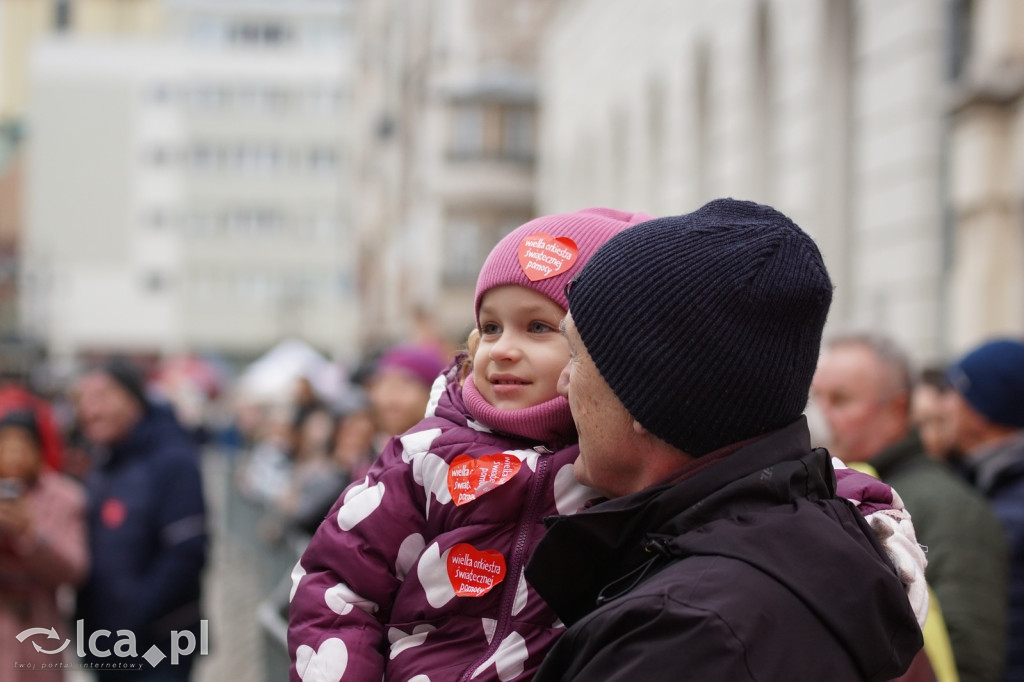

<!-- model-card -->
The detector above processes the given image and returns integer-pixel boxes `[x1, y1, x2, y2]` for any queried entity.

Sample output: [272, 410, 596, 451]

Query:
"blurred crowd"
[0, 336, 450, 681]
[0, 327, 1021, 682]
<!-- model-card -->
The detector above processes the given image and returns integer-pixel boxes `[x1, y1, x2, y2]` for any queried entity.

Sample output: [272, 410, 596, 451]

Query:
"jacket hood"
[526, 418, 921, 681]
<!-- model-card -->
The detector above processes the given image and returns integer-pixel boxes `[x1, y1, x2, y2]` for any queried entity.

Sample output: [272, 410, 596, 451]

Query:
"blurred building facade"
[1, 0, 163, 339]
[537, 0, 1024, 362]
[946, 0, 1024, 353]
[19, 0, 359, 363]
[351, 0, 558, 348]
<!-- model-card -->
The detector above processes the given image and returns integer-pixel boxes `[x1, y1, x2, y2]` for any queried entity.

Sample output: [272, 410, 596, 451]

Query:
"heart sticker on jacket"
[447, 543, 506, 598]
[447, 454, 522, 506]
[517, 233, 579, 282]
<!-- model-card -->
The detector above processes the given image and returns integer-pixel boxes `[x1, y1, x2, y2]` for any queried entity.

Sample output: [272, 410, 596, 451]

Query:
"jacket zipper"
[458, 453, 551, 682]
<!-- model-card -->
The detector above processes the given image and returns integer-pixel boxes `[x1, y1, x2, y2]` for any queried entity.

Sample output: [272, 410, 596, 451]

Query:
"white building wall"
[22, 5, 358, 363]
[538, 0, 948, 361]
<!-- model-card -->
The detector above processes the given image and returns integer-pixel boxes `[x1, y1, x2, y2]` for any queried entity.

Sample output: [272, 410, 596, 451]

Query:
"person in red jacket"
[0, 410, 88, 682]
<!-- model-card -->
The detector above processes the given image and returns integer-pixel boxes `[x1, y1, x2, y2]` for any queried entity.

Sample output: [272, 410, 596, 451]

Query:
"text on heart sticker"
[517, 233, 579, 282]
[447, 454, 522, 506]
[447, 543, 506, 598]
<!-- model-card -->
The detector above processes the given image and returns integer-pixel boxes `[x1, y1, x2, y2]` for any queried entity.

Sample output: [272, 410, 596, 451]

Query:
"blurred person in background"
[73, 359, 208, 681]
[914, 367, 964, 465]
[237, 404, 294, 505]
[0, 369, 66, 474]
[331, 408, 376, 483]
[364, 343, 447, 448]
[812, 333, 1008, 682]
[274, 407, 339, 537]
[946, 338, 1024, 682]
[0, 410, 88, 682]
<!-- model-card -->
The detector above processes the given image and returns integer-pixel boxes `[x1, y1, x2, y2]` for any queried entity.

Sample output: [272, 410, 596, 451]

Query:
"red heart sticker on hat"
[447, 543, 506, 598]
[517, 233, 579, 282]
[447, 454, 522, 506]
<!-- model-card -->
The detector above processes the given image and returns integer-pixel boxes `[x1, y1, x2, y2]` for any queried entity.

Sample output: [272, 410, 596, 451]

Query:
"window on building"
[53, 0, 71, 32]
[148, 210, 169, 230]
[693, 42, 711, 203]
[191, 144, 213, 170]
[451, 106, 485, 158]
[149, 147, 170, 166]
[149, 83, 172, 104]
[753, 1, 775, 202]
[143, 272, 168, 294]
[502, 107, 534, 160]
[949, 0, 975, 81]
[309, 147, 339, 173]
[444, 220, 480, 285]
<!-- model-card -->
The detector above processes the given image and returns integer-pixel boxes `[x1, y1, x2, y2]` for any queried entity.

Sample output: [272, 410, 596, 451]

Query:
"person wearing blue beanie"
[947, 337, 1024, 682]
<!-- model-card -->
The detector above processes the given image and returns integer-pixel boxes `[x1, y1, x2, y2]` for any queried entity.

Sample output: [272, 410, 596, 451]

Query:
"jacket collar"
[868, 430, 925, 478]
[525, 417, 832, 624]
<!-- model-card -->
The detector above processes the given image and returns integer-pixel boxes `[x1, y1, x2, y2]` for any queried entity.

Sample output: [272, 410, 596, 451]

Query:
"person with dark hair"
[73, 359, 208, 681]
[525, 199, 923, 681]
[0, 410, 87, 682]
[913, 366, 963, 464]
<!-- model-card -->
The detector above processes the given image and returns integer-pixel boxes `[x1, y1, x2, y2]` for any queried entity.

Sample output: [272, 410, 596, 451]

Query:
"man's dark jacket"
[525, 418, 922, 682]
[77, 404, 208, 663]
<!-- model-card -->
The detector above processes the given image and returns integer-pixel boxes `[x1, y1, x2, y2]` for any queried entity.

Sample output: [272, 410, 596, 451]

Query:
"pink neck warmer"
[462, 375, 576, 447]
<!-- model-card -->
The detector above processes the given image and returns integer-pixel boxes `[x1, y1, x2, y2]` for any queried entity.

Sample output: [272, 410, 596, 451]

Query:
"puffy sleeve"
[834, 459, 929, 627]
[287, 425, 443, 682]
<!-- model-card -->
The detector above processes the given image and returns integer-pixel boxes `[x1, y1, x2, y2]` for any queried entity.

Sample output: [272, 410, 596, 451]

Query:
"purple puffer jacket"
[288, 369, 600, 682]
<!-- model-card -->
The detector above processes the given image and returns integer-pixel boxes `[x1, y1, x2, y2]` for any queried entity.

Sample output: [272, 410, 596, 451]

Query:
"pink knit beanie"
[474, 208, 654, 324]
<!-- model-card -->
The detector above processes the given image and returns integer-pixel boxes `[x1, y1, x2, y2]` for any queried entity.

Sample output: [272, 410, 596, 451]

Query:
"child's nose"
[489, 333, 522, 361]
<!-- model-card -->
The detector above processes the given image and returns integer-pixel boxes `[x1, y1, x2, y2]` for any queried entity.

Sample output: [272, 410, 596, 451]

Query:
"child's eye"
[480, 322, 501, 336]
[529, 321, 555, 334]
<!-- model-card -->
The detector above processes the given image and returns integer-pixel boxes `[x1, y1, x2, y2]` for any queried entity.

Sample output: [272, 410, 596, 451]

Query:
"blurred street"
[192, 451, 266, 682]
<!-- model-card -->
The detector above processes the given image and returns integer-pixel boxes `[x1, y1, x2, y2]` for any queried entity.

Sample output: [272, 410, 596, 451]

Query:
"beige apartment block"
[351, 0, 557, 349]
[21, 1, 358, 363]
[537, 0, 956, 361]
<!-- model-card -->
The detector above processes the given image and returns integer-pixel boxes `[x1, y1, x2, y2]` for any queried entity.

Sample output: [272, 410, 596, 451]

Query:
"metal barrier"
[220, 453, 312, 682]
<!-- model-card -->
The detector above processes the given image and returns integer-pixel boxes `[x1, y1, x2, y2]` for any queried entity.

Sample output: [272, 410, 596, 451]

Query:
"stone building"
[946, 0, 1024, 353]
[351, 0, 558, 348]
[536, 0, 1023, 362]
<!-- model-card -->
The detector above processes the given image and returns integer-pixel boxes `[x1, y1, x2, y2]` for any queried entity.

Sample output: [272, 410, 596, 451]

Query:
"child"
[0, 410, 88, 682]
[288, 209, 927, 682]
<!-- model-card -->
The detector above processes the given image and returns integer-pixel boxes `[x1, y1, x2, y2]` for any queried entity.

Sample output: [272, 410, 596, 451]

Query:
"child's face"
[473, 285, 570, 411]
[0, 427, 41, 483]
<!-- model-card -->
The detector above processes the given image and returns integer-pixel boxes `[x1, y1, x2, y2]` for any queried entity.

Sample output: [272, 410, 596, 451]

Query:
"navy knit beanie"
[947, 338, 1024, 429]
[567, 198, 834, 457]
[97, 357, 149, 408]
